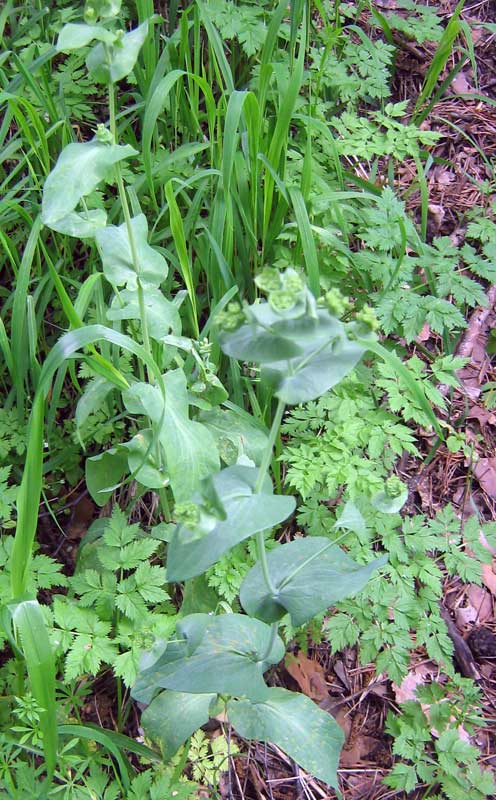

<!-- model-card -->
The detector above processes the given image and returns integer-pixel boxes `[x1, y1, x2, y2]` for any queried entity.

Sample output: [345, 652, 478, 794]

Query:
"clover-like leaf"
[166, 465, 295, 582]
[96, 213, 167, 289]
[240, 537, 387, 626]
[133, 614, 284, 701]
[41, 140, 136, 227]
[228, 688, 344, 793]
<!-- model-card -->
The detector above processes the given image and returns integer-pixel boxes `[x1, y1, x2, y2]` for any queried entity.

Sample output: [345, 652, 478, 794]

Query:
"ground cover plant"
[1, 0, 496, 798]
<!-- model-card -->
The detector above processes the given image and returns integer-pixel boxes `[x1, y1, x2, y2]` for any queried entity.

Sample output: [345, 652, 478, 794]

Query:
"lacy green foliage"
[384, 677, 496, 799]
[325, 506, 493, 684]
[187, 730, 238, 787]
[282, 367, 419, 501]
[311, 36, 395, 103]
[0, 467, 18, 529]
[0, 409, 26, 462]
[376, 354, 467, 428]
[52, 507, 175, 686]
[331, 101, 441, 160]
[0, 732, 196, 800]
[380, 0, 444, 44]
[202, 0, 270, 56]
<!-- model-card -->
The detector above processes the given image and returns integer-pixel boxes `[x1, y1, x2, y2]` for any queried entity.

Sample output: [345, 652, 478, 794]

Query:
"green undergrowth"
[1, 0, 496, 798]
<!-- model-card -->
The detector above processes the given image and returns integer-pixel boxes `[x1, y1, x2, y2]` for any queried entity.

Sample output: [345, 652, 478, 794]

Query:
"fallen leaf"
[451, 71, 475, 95]
[474, 458, 496, 499]
[455, 603, 479, 628]
[467, 405, 496, 428]
[482, 559, 496, 595]
[392, 664, 433, 704]
[285, 652, 329, 702]
[467, 584, 493, 622]
[340, 735, 384, 767]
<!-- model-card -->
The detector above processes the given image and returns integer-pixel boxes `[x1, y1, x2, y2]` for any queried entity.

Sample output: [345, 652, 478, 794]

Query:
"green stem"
[108, 83, 153, 368]
[254, 399, 285, 600]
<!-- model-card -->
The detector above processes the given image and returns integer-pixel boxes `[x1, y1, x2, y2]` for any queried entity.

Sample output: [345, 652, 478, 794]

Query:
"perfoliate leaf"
[240, 537, 387, 626]
[86, 20, 149, 84]
[142, 691, 216, 759]
[46, 209, 108, 238]
[161, 370, 220, 503]
[57, 23, 115, 52]
[228, 688, 344, 793]
[133, 613, 284, 701]
[123, 429, 168, 490]
[199, 406, 269, 466]
[220, 295, 365, 404]
[372, 488, 408, 513]
[41, 140, 137, 227]
[166, 465, 295, 582]
[96, 214, 167, 288]
[85, 446, 128, 506]
[107, 288, 180, 340]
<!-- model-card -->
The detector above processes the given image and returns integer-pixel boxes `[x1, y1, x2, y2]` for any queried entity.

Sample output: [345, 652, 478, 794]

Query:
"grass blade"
[10, 599, 57, 777]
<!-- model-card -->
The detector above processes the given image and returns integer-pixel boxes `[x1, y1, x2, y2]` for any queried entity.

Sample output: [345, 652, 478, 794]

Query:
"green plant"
[384, 676, 496, 799]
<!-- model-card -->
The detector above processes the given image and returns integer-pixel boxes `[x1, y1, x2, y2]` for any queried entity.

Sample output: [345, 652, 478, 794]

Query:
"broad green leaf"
[11, 600, 57, 777]
[372, 488, 408, 514]
[199, 406, 269, 465]
[123, 430, 168, 490]
[228, 688, 344, 792]
[142, 691, 216, 759]
[41, 140, 137, 226]
[240, 537, 387, 626]
[47, 209, 108, 238]
[133, 614, 284, 701]
[57, 23, 115, 52]
[96, 213, 167, 288]
[220, 301, 365, 405]
[179, 575, 219, 617]
[123, 374, 218, 501]
[86, 20, 149, 84]
[132, 614, 210, 704]
[263, 335, 365, 404]
[334, 500, 367, 539]
[166, 465, 295, 582]
[219, 321, 302, 362]
[85, 0, 122, 20]
[160, 370, 219, 504]
[107, 288, 180, 340]
[86, 446, 128, 506]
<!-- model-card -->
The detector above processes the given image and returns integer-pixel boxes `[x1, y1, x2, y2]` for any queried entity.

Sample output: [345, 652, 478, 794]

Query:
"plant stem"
[108, 83, 153, 368]
[254, 399, 285, 599]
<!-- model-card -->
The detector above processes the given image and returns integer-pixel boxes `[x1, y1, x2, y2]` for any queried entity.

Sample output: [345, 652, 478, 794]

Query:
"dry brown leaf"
[285, 652, 329, 702]
[467, 584, 493, 622]
[451, 71, 475, 95]
[455, 603, 479, 628]
[392, 664, 433, 704]
[340, 735, 383, 767]
[467, 405, 496, 428]
[482, 559, 496, 595]
[474, 458, 496, 499]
